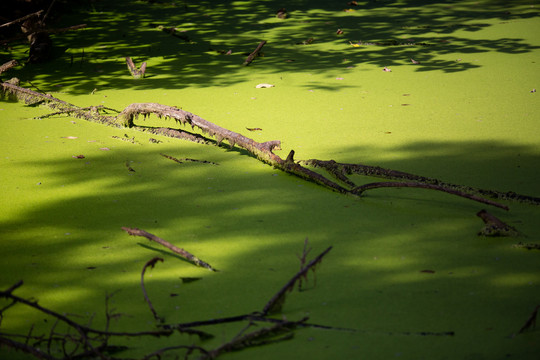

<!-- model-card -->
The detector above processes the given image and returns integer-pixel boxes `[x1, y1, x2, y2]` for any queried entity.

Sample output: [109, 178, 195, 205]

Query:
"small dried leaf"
[383, 67, 392, 72]
[256, 83, 275, 88]
[72, 154, 85, 159]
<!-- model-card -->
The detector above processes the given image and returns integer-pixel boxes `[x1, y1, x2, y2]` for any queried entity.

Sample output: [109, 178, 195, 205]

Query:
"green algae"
[1, 1, 539, 359]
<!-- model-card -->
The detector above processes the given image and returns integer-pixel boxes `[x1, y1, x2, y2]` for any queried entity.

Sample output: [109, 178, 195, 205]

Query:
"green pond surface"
[1, 0, 539, 359]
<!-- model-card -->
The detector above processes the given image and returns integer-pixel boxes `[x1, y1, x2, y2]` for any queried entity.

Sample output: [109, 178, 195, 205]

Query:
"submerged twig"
[296, 238, 312, 291]
[201, 319, 301, 359]
[160, 153, 219, 165]
[141, 257, 165, 323]
[261, 246, 332, 316]
[518, 305, 539, 334]
[122, 227, 217, 271]
[512, 242, 540, 250]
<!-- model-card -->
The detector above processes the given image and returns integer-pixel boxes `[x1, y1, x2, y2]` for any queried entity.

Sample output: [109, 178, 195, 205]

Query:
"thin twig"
[122, 227, 218, 271]
[141, 257, 165, 323]
[261, 246, 332, 316]
[160, 153, 219, 165]
[243, 40, 266, 66]
[0, 10, 44, 28]
[518, 305, 539, 334]
[296, 238, 312, 291]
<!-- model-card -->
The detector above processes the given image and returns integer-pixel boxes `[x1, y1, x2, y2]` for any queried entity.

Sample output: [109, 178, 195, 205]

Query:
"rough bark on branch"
[2, 79, 536, 210]
[0, 60, 18, 75]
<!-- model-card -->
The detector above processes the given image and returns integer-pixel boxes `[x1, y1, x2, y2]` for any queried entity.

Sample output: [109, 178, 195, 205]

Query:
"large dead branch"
[1, 79, 537, 210]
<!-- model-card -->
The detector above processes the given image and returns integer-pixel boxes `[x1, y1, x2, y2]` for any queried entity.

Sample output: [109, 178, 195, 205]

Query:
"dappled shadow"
[1, 115, 539, 357]
[1, 0, 538, 93]
[1, 1, 540, 358]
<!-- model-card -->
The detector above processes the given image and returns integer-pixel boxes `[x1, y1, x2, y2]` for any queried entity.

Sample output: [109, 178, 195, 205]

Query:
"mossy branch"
[2, 78, 537, 210]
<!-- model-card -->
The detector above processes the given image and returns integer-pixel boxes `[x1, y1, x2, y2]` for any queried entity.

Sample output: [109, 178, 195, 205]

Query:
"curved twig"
[141, 257, 164, 322]
[351, 182, 509, 210]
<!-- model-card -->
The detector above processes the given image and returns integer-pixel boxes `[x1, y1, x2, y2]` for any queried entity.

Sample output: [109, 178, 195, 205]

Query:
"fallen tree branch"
[122, 227, 218, 271]
[2, 80, 537, 210]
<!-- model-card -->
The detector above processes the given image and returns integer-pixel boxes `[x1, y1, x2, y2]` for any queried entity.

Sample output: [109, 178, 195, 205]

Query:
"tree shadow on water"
[1, 0, 538, 92]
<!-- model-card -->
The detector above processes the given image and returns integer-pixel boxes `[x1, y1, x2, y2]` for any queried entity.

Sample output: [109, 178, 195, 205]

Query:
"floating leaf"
[72, 154, 85, 159]
[62, 136, 78, 139]
[255, 83, 275, 88]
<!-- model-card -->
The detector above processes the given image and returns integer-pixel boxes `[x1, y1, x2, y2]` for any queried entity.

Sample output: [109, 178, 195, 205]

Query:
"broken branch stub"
[243, 40, 266, 66]
[126, 57, 147, 79]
